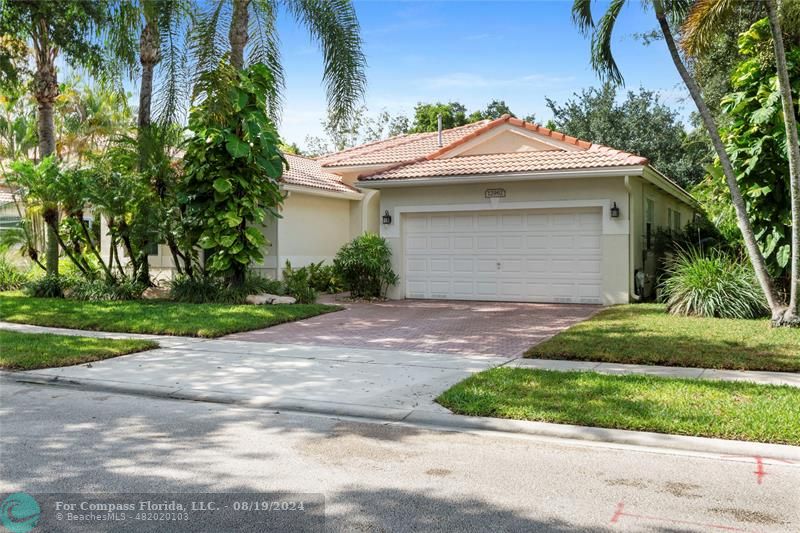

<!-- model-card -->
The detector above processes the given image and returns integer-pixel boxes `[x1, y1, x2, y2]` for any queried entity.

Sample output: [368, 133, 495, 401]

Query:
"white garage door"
[404, 208, 602, 303]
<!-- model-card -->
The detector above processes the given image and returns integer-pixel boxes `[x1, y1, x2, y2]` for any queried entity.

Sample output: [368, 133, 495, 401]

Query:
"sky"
[275, 0, 693, 149]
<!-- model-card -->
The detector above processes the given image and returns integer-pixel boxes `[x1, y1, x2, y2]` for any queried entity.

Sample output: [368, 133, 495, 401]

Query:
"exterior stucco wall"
[277, 191, 352, 274]
[629, 176, 696, 292]
[372, 176, 631, 305]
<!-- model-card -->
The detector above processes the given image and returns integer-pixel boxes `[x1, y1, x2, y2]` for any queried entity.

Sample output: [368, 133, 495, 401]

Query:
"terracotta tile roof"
[349, 114, 649, 181]
[358, 149, 648, 181]
[316, 121, 492, 168]
[282, 153, 359, 195]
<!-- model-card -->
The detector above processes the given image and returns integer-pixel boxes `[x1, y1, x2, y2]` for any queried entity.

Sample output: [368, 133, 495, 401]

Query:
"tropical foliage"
[572, 0, 799, 325]
[714, 20, 798, 281]
[334, 233, 399, 299]
[182, 62, 285, 284]
[660, 248, 767, 319]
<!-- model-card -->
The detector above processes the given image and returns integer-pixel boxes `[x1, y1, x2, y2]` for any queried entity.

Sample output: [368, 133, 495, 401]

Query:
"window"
[672, 210, 682, 231]
[645, 198, 655, 250]
[0, 215, 21, 231]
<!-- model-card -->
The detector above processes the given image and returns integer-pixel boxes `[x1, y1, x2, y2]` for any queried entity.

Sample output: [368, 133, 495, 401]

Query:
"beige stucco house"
[320, 114, 697, 305]
[138, 114, 696, 304]
[117, 152, 371, 282]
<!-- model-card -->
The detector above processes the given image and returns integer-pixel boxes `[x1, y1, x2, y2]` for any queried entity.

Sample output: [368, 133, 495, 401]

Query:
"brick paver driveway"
[225, 299, 599, 357]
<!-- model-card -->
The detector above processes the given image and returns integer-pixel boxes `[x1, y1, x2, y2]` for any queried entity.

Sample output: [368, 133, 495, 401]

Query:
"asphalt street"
[2, 381, 798, 532]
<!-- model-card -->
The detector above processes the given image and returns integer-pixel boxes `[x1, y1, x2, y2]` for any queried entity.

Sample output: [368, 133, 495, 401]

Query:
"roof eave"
[356, 166, 646, 188]
[282, 183, 363, 200]
[641, 166, 698, 208]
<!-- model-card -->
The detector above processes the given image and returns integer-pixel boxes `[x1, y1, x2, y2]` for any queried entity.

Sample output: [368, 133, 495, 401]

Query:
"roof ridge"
[316, 132, 422, 165]
[319, 120, 492, 168]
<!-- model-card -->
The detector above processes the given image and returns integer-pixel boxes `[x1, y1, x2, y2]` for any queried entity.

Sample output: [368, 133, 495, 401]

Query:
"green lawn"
[0, 292, 340, 337]
[0, 330, 157, 370]
[437, 367, 800, 445]
[526, 304, 800, 372]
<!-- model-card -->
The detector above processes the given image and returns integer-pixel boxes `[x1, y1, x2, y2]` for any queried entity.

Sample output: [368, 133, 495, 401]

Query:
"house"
[131, 152, 374, 281]
[320, 114, 697, 305]
[140, 114, 697, 304]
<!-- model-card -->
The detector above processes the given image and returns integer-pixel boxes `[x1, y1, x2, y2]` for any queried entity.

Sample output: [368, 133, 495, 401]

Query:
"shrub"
[168, 272, 282, 304]
[660, 248, 768, 319]
[68, 278, 146, 301]
[26, 274, 66, 298]
[0, 258, 28, 291]
[306, 261, 342, 294]
[282, 261, 317, 304]
[334, 233, 399, 299]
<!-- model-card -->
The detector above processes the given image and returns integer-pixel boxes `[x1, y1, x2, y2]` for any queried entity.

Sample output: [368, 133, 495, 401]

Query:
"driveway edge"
[4, 370, 798, 462]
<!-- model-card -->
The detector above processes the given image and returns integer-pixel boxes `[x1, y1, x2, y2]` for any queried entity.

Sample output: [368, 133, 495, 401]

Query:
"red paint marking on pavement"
[720, 454, 795, 484]
[610, 503, 761, 532]
[753, 455, 766, 485]
[609, 501, 624, 524]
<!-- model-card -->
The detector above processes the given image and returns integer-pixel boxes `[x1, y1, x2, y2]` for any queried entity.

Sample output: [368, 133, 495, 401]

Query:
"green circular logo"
[0, 493, 40, 533]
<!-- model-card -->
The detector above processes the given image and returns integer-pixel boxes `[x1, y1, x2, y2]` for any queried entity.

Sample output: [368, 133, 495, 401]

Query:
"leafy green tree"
[55, 79, 133, 161]
[468, 100, 515, 122]
[571, 0, 789, 323]
[0, 82, 36, 165]
[546, 84, 705, 187]
[182, 62, 286, 286]
[0, 0, 111, 275]
[304, 106, 409, 156]
[410, 101, 468, 132]
[191, 0, 366, 128]
[683, 0, 800, 322]
[696, 20, 799, 285]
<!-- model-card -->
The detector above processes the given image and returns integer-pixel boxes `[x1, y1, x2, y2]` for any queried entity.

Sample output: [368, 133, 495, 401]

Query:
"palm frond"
[591, 0, 627, 85]
[680, 0, 742, 56]
[572, 0, 595, 36]
[154, 0, 193, 125]
[250, 0, 285, 123]
[189, 0, 230, 80]
[284, 0, 366, 129]
[103, 0, 141, 83]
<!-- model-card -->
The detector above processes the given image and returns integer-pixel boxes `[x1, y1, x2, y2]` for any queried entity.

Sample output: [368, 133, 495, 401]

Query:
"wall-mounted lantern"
[610, 202, 620, 218]
[382, 210, 393, 225]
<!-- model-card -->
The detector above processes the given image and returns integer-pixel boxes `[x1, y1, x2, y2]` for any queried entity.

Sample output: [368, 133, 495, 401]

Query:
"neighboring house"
[318, 114, 697, 305]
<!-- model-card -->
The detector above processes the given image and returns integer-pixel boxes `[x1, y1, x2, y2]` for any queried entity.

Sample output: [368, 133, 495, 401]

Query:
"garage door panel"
[477, 215, 498, 228]
[476, 259, 497, 273]
[406, 235, 428, 252]
[476, 236, 498, 250]
[429, 258, 450, 272]
[405, 209, 603, 303]
[407, 258, 427, 273]
[430, 235, 450, 250]
[452, 258, 474, 273]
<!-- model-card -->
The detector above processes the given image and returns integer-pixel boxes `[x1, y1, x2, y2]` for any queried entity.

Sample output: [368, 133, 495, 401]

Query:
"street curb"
[4, 370, 799, 462]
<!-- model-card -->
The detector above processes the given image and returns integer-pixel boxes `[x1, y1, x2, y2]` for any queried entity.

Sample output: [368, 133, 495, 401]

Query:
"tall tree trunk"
[138, 20, 161, 130]
[765, 0, 800, 324]
[229, 0, 251, 69]
[136, 17, 162, 287]
[33, 36, 60, 276]
[655, 9, 785, 319]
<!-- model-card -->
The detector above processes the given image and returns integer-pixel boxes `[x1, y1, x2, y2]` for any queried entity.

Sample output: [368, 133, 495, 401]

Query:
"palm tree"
[136, 0, 193, 129]
[681, 0, 799, 323]
[191, 0, 366, 128]
[0, 1, 112, 276]
[571, 0, 791, 323]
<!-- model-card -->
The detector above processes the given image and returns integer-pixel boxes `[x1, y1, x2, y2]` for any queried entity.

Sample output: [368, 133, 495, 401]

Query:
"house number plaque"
[485, 188, 506, 199]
